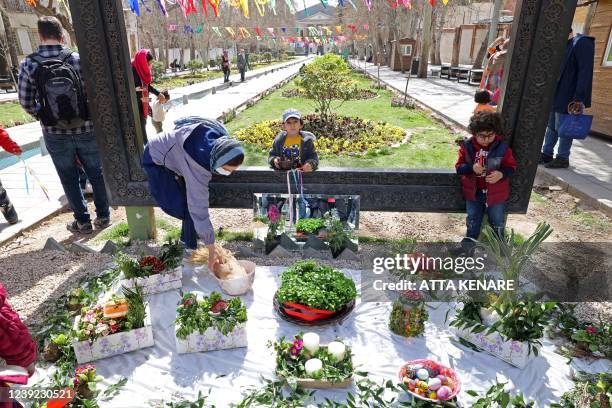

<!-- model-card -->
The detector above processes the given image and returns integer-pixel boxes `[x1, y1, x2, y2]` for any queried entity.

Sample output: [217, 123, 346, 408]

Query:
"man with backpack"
[18, 16, 110, 234]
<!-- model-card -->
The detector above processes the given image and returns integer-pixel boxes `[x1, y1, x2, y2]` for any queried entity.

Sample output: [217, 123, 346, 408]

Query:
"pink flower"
[290, 339, 303, 356]
[586, 326, 598, 334]
[267, 205, 280, 224]
[110, 324, 119, 333]
[183, 298, 194, 307]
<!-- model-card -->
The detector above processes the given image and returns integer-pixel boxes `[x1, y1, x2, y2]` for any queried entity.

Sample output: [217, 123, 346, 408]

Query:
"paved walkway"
[0, 57, 310, 245]
[351, 59, 612, 216]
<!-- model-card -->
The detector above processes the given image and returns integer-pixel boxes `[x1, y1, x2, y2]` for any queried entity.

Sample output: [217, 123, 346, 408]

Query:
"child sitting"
[269, 109, 318, 172]
[455, 111, 517, 252]
[151, 90, 170, 134]
[473, 89, 496, 114]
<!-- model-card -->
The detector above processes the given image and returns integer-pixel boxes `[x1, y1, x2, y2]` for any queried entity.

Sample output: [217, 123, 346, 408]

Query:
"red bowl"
[398, 359, 461, 402]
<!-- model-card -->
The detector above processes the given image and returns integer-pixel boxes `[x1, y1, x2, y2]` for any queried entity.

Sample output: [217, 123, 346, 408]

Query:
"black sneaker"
[93, 217, 111, 229]
[1, 203, 18, 225]
[544, 157, 569, 169]
[67, 220, 93, 234]
[539, 153, 553, 165]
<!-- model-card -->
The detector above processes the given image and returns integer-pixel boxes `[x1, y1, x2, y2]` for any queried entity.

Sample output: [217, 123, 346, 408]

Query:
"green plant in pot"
[295, 218, 326, 237]
[326, 217, 355, 258]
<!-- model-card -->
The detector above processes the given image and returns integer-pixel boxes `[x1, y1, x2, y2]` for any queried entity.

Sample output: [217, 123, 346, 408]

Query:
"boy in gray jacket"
[269, 109, 319, 172]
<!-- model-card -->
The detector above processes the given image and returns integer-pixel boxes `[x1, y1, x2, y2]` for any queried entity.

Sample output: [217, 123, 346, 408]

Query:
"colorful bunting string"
[129, 0, 140, 16]
[212, 26, 222, 37]
[157, 0, 168, 16]
[269, 0, 278, 15]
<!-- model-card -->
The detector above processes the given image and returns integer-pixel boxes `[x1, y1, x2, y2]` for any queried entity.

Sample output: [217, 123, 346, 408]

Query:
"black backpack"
[30, 49, 89, 128]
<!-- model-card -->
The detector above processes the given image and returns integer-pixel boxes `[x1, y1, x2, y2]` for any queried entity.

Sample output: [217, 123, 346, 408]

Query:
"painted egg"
[407, 379, 417, 390]
[417, 381, 429, 392]
[428, 377, 442, 391]
[436, 374, 446, 383]
[444, 378, 454, 388]
[436, 385, 452, 400]
[428, 391, 438, 399]
[416, 368, 429, 380]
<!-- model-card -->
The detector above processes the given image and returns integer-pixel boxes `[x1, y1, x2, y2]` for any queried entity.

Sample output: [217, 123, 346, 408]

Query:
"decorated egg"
[444, 378, 454, 388]
[417, 380, 429, 392]
[428, 391, 438, 399]
[436, 374, 446, 383]
[437, 385, 452, 400]
[426, 367, 440, 378]
[407, 379, 417, 390]
[416, 368, 429, 380]
[428, 377, 442, 391]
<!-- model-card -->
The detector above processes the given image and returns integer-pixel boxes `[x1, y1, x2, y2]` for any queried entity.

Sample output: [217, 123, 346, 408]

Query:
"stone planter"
[120, 266, 182, 295]
[175, 323, 247, 354]
[72, 305, 154, 364]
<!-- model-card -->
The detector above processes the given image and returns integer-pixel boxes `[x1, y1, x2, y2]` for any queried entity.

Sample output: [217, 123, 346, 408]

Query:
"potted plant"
[116, 239, 184, 294]
[326, 217, 357, 258]
[269, 332, 354, 389]
[295, 218, 326, 238]
[72, 285, 154, 363]
[389, 290, 428, 338]
[276, 260, 357, 322]
[174, 291, 248, 353]
[73, 364, 102, 399]
[450, 222, 556, 368]
[256, 204, 284, 253]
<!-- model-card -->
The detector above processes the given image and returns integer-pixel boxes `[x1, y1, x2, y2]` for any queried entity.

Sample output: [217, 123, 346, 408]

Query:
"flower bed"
[276, 260, 357, 322]
[115, 240, 183, 295]
[72, 286, 154, 364]
[269, 333, 354, 388]
[281, 87, 378, 100]
[234, 114, 405, 156]
[174, 291, 248, 353]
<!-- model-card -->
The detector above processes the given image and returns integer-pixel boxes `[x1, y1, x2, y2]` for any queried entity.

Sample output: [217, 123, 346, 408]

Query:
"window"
[400, 44, 413, 56]
[604, 29, 612, 67]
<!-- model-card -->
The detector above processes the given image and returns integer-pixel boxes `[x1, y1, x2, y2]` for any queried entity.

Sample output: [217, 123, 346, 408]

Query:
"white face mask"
[215, 167, 232, 176]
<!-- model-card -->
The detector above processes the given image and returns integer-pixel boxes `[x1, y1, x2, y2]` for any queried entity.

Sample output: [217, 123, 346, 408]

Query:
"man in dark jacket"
[237, 49, 247, 82]
[540, 29, 595, 169]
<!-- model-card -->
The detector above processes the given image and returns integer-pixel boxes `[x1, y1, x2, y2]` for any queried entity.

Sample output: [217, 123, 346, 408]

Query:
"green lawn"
[226, 74, 457, 169]
[0, 102, 36, 128]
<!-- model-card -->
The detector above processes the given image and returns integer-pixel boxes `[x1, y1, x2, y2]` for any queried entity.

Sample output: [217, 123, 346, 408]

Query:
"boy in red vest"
[456, 112, 517, 252]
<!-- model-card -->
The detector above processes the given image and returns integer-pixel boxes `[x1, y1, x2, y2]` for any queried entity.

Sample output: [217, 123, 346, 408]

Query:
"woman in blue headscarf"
[143, 118, 244, 270]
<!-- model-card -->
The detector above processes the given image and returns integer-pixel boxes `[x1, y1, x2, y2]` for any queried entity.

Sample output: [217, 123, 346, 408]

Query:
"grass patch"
[217, 229, 253, 242]
[156, 219, 181, 242]
[227, 73, 456, 169]
[570, 209, 612, 231]
[93, 222, 130, 244]
[530, 191, 548, 203]
[0, 102, 36, 128]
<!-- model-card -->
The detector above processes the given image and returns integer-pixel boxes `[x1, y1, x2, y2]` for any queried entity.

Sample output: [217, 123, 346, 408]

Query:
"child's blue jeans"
[461, 191, 506, 250]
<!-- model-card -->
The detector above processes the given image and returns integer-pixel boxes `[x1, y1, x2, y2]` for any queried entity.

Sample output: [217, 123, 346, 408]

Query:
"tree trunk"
[434, 5, 447, 65]
[417, 1, 433, 78]
[451, 27, 461, 67]
[0, 2, 18, 72]
[472, 34, 489, 69]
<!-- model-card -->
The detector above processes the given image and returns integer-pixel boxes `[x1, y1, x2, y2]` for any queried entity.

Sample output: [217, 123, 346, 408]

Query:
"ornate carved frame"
[68, 0, 576, 212]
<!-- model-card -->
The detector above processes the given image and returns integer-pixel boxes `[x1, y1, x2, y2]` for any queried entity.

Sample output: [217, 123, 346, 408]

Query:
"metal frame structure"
[67, 0, 577, 213]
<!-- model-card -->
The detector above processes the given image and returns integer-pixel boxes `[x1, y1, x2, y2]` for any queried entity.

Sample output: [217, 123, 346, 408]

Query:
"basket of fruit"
[398, 359, 460, 402]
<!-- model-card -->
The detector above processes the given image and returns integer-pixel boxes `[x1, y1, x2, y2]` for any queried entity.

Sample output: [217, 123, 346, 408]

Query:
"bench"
[440, 64, 451, 79]
[429, 67, 441, 77]
[449, 66, 460, 80]
[457, 67, 471, 83]
[0, 76, 16, 92]
[469, 69, 484, 86]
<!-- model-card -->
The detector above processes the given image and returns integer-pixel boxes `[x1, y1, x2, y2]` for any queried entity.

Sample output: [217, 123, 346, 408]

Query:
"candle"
[304, 358, 322, 377]
[327, 341, 346, 361]
[302, 332, 320, 354]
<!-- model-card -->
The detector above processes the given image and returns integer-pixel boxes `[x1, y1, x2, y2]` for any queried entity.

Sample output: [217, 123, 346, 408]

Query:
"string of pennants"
[167, 24, 370, 43]
[129, 0, 449, 18]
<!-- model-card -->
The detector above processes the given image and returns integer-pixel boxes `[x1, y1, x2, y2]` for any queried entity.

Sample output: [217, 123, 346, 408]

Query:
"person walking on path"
[132, 49, 166, 144]
[221, 50, 231, 83]
[237, 49, 247, 82]
[143, 118, 244, 270]
[17, 16, 110, 234]
[540, 29, 595, 169]
[0, 128, 21, 225]
[245, 50, 252, 71]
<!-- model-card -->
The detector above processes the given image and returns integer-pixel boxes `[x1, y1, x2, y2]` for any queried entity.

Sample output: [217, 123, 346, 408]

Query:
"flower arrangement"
[73, 364, 102, 399]
[276, 260, 357, 313]
[389, 290, 428, 337]
[114, 239, 183, 279]
[74, 285, 146, 342]
[174, 291, 247, 339]
[269, 333, 354, 385]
